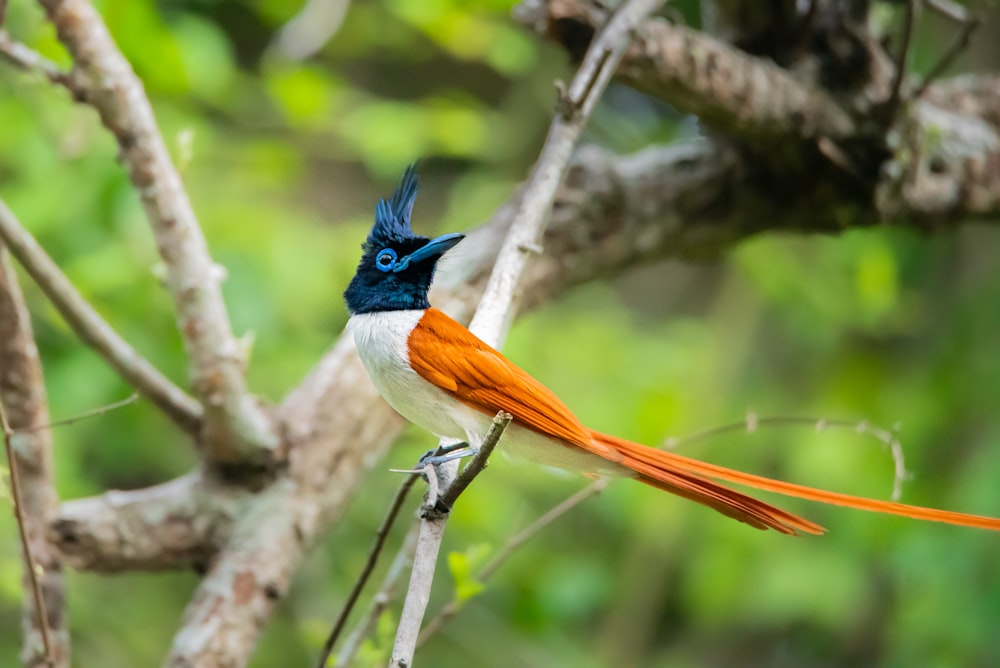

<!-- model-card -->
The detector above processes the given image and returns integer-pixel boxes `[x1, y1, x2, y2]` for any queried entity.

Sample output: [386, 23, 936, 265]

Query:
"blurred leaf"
[447, 543, 492, 603]
[266, 65, 340, 128]
[172, 14, 237, 99]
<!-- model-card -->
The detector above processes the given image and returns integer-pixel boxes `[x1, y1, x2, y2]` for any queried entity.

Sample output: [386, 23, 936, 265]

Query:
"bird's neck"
[348, 309, 427, 362]
[344, 282, 431, 314]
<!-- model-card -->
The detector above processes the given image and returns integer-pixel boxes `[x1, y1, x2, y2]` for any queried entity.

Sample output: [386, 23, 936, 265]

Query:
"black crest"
[365, 163, 422, 249]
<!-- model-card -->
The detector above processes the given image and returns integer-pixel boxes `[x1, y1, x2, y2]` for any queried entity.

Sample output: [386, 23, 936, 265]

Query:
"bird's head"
[344, 164, 464, 314]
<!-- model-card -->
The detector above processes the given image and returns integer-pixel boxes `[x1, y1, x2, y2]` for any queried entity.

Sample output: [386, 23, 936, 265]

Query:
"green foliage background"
[1, 1, 999, 666]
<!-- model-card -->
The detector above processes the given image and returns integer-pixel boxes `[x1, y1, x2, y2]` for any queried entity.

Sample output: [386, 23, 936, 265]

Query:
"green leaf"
[446, 543, 492, 603]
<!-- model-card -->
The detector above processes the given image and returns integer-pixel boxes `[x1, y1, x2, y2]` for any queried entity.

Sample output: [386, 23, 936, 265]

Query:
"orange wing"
[409, 308, 1000, 535]
[408, 308, 595, 448]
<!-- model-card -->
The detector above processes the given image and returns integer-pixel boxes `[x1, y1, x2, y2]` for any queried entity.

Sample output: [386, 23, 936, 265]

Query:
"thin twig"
[467, 0, 665, 347]
[0, 32, 76, 90]
[661, 414, 909, 502]
[886, 0, 918, 116]
[434, 412, 512, 514]
[0, 199, 203, 434]
[0, 400, 54, 666]
[913, 13, 981, 99]
[315, 473, 420, 668]
[417, 479, 609, 646]
[388, 414, 512, 668]
[337, 526, 419, 667]
[14, 394, 139, 434]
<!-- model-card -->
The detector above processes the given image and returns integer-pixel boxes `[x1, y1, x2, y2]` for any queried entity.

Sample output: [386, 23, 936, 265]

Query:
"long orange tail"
[591, 431, 1000, 535]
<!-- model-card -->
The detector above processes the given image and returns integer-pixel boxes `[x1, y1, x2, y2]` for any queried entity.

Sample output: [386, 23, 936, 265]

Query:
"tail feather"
[591, 431, 1000, 534]
[625, 454, 826, 535]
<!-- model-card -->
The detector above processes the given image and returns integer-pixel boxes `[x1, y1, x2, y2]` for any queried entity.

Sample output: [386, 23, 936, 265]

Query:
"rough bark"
[0, 246, 69, 667]
[516, 0, 1000, 225]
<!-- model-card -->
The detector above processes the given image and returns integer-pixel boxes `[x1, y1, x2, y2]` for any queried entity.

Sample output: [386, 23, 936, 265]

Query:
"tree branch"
[0, 31, 79, 90]
[390, 2, 666, 665]
[515, 0, 856, 142]
[35, 0, 276, 463]
[417, 478, 609, 646]
[519, 0, 1000, 224]
[49, 472, 242, 572]
[163, 336, 405, 667]
[877, 98, 1000, 219]
[337, 526, 419, 667]
[0, 245, 68, 668]
[0, 198, 203, 434]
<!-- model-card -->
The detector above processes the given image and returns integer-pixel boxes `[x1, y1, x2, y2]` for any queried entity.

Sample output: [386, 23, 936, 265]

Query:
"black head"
[344, 164, 464, 314]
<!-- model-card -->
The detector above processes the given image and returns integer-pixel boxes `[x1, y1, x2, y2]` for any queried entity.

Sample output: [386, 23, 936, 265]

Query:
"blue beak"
[393, 233, 465, 272]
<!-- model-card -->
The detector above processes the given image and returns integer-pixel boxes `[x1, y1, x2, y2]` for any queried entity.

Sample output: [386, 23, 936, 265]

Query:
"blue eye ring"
[375, 248, 398, 273]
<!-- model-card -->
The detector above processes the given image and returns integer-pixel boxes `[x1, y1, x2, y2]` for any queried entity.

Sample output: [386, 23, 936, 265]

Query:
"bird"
[344, 164, 1000, 535]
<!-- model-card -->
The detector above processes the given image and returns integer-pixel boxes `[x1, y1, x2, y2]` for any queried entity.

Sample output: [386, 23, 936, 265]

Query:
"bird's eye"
[375, 248, 398, 273]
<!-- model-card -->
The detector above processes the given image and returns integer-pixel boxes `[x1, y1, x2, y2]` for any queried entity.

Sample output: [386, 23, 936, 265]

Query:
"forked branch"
[35, 0, 276, 463]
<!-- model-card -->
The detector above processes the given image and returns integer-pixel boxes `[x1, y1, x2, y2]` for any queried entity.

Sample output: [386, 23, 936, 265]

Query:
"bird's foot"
[418, 442, 478, 468]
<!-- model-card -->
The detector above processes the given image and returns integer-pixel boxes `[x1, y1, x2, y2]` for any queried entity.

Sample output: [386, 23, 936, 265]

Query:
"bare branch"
[662, 415, 909, 502]
[0, 198, 202, 434]
[418, 479, 609, 646]
[0, 246, 68, 667]
[389, 414, 511, 667]
[17, 394, 139, 434]
[388, 515, 444, 667]
[390, 2, 666, 665]
[50, 472, 240, 572]
[514, 0, 856, 142]
[519, 2, 1000, 223]
[913, 13, 981, 100]
[337, 526, 419, 667]
[0, 31, 77, 90]
[434, 412, 512, 514]
[36, 0, 276, 463]
[164, 335, 404, 668]
[886, 0, 917, 116]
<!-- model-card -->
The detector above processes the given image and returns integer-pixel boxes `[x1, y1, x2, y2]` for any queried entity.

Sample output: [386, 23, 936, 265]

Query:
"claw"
[418, 445, 478, 467]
